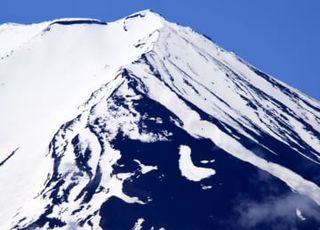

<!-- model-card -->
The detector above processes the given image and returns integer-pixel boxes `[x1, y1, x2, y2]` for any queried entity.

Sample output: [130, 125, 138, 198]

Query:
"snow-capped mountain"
[0, 10, 319, 230]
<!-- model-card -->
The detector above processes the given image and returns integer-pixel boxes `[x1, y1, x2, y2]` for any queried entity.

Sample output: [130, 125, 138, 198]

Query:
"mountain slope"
[0, 10, 319, 230]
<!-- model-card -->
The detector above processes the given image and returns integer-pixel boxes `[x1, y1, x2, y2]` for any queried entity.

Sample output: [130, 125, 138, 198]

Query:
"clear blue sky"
[1, 0, 319, 99]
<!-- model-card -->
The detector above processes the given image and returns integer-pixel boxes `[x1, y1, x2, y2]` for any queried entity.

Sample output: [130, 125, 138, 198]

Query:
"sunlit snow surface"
[178, 145, 216, 181]
[0, 10, 319, 230]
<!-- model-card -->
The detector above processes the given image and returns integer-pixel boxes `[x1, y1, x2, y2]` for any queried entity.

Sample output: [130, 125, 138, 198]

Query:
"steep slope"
[0, 11, 163, 229]
[0, 10, 319, 230]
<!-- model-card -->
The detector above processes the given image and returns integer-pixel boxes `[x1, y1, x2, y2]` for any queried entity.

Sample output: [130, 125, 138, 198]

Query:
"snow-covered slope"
[0, 10, 319, 230]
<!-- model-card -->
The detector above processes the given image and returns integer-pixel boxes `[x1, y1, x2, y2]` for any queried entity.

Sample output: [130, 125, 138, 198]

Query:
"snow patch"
[201, 185, 213, 190]
[178, 145, 216, 181]
[296, 208, 306, 221]
[134, 159, 158, 174]
[132, 218, 145, 230]
[200, 159, 215, 164]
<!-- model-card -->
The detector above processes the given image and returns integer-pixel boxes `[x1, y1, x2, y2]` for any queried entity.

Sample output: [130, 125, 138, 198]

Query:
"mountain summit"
[0, 10, 319, 230]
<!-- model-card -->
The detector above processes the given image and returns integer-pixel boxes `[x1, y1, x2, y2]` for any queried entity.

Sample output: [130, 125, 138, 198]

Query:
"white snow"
[132, 218, 145, 230]
[296, 208, 306, 221]
[0, 21, 50, 58]
[129, 60, 320, 206]
[134, 159, 158, 174]
[201, 185, 213, 190]
[178, 145, 216, 181]
[200, 159, 215, 164]
[0, 10, 164, 229]
[0, 9, 320, 229]
[148, 23, 320, 160]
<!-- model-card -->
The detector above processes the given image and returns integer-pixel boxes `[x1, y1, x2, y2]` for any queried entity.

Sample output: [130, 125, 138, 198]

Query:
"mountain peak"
[125, 9, 164, 19]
